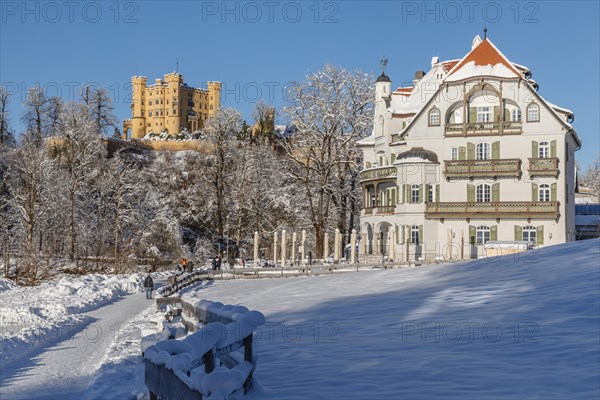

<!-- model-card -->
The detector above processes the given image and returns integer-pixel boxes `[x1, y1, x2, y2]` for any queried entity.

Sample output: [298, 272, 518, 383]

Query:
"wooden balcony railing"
[377, 205, 395, 214]
[363, 207, 373, 215]
[444, 159, 521, 179]
[359, 166, 397, 183]
[445, 121, 522, 137]
[528, 157, 559, 177]
[425, 201, 559, 220]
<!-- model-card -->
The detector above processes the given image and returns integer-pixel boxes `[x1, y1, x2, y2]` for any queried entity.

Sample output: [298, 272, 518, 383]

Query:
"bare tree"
[283, 65, 373, 257]
[0, 87, 15, 146]
[581, 156, 600, 202]
[21, 86, 47, 145]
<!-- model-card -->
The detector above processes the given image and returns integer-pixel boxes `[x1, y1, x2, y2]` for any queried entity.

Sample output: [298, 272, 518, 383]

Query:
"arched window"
[476, 143, 490, 160]
[538, 141, 550, 158]
[523, 226, 537, 243]
[476, 184, 491, 203]
[411, 225, 420, 244]
[411, 184, 420, 203]
[476, 226, 491, 244]
[538, 184, 550, 202]
[527, 103, 539, 122]
[512, 108, 522, 121]
[429, 108, 440, 126]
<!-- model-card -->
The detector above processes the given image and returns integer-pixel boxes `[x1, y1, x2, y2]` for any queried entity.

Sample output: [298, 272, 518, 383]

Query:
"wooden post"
[324, 233, 329, 262]
[291, 231, 297, 265]
[350, 229, 356, 265]
[301, 230, 306, 264]
[243, 334, 254, 394]
[273, 231, 278, 268]
[253, 231, 259, 266]
[204, 349, 215, 373]
[334, 228, 340, 263]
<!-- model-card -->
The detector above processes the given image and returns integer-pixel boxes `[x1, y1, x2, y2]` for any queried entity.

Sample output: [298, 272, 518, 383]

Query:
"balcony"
[445, 121, 522, 137]
[444, 159, 521, 179]
[359, 166, 397, 183]
[528, 157, 559, 177]
[362, 206, 395, 216]
[425, 201, 560, 220]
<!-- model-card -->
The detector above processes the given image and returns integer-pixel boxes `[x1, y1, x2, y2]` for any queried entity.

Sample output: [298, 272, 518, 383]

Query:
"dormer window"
[527, 103, 539, 122]
[428, 108, 440, 126]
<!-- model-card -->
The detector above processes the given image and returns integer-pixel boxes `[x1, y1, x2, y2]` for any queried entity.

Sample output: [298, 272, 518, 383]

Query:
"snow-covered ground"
[186, 239, 600, 399]
[1, 240, 599, 399]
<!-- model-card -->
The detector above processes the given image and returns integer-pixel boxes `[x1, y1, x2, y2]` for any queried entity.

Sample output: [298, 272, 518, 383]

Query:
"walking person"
[212, 256, 218, 271]
[216, 255, 222, 270]
[144, 274, 154, 300]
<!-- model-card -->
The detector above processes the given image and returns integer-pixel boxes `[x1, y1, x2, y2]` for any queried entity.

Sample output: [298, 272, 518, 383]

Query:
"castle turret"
[131, 76, 147, 139]
[207, 81, 221, 116]
[374, 72, 391, 137]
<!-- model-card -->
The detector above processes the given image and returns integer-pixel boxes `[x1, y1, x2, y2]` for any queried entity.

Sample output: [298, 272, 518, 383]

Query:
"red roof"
[393, 87, 413, 96]
[441, 60, 459, 72]
[446, 39, 521, 78]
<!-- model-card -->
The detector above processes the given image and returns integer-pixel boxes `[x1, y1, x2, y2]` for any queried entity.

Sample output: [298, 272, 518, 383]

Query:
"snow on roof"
[356, 132, 376, 146]
[546, 101, 574, 115]
[445, 38, 522, 81]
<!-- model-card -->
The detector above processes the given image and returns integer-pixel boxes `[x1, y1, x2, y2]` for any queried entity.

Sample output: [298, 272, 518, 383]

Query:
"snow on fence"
[144, 299, 265, 400]
[157, 270, 211, 298]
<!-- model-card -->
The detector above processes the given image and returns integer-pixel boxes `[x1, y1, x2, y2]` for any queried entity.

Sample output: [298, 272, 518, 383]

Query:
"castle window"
[477, 107, 491, 123]
[149, 100, 152, 105]
[538, 184, 550, 202]
[210, 105, 213, 110]
[527, 103, 539, 122]
[476, 143, 490, 160]
[149, 111, 152, 117]
[476, 184, 491, 203]
[538, 141, 550, 158]
[476, 226, 491, 244]
[523, 226, 536, 243]
[411, 184, 420, 204]
[428, 108, 440, 126]
[511, 108, 522, 121]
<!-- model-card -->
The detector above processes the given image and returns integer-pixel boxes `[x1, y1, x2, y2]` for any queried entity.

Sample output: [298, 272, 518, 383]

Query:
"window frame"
[527, 103, 540, 122]
[476, 226, 491, 245]
[511, 108, 522, 122]
[411, 225, 420, 245]
[411, 184, 420, 204]
[538, 141, 550, 158]
[428, 108, 440, 126]
[476, 142, 491, 160]
[477, 106, 491, 123]
[476, 184, 491, 203]
[451, 147, 458, 161]
[523, 226, 537, 243]
[538, 184, 550, 202]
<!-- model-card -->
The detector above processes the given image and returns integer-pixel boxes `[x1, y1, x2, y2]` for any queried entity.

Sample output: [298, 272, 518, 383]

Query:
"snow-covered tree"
[581, 156, 600, 202]
[0, 87, 15, 146]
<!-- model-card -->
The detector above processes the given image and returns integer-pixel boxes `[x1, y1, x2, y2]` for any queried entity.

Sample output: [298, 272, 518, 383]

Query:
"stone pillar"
[404, 225, 410, 262]
[281, 229, 287, 267]
[301, 230, 306, 263]
[291, 232, 297, 265]
[350, 229, 357, 264]
[273, 231, 278, 267]
[253, 231, 259, 266]
[361, 233, 367, 257]
[324, 233, 329, 261]
[334, 229, 340, 262]
[459, 227, 465, 259]
[447, 227, 453, 260]
[389, 229, 395, 261]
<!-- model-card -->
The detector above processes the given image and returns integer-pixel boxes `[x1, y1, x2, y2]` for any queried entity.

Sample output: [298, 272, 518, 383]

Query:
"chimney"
[413, 70, 426, 86]
[431, 56, 439, 67]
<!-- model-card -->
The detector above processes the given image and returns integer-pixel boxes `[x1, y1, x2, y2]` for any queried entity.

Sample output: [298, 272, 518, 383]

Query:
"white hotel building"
[357, 35, 581, 262]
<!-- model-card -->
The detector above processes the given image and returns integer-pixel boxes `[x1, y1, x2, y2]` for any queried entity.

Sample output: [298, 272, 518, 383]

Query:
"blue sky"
[1, 1, 598, 166]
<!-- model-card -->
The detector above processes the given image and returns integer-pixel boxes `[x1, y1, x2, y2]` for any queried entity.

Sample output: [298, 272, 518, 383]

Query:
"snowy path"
[0, 292, 154, 400]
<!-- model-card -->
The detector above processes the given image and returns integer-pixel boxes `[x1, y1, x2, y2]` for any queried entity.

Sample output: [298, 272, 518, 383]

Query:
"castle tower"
[164, 72, 183, 134]
[207, 81, 222, 117]
[131, 76, 147, 139]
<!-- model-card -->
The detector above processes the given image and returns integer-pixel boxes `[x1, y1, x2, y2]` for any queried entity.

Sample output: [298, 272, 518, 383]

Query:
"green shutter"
[366, 161, 372, 168]
[492, 183, 500, 202]
[418, 225, 423, 245]
[424, 185, 430, 203]
[467, 142, 475, 160]
[536, 225, 544, 245]
[469, 107, 476, 123]
[458, 146, 466, 160]
[395, 225, 400, 244]
[491, 225, 498, 241]
[514, 226, 523, 241]
[391, 153, 396, 164]
[492, 141, 500, 159]
[401, 225, 406, 244]
[532, 141, 538, 158]
[467, 184, 475, 202]
[418, 184, 423, 203]
[551, 183, 557, 201]
[435, 184, 440, 202]
[532, 183, 538, 201]
[493, 106, 500, 122]
[404, 184, 410, 203]
[469, 225, 476, 245]
[503, 107, 509, 121]
[550, 140, 557, 158]
[391, 188, 396, 205]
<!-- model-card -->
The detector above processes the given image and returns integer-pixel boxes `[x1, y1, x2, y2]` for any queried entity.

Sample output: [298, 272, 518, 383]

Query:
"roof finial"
[483, 26, 488, 40]
[380, 55, 388, 75]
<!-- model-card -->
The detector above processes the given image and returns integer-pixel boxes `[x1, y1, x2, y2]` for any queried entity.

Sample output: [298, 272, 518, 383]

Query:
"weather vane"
[483, 26, 488, 40]
[380, 56, 388, 75]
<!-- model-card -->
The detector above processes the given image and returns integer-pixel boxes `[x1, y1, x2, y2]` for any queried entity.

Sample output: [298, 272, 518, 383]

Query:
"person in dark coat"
[144, 274, 154, 299]
[211, 257, 217, 271]
[216, 255, 222, 270]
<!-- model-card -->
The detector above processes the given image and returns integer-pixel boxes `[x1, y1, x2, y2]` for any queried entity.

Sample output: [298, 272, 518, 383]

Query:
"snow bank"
[0, 278, 17, 292]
